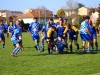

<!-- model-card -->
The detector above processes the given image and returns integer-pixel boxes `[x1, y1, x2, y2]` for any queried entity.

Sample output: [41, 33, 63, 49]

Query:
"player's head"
[84, 16, 90, 22]
[59, 17, 63, 21]
[0, 20, 3, 25]
[16, 19, 20, 25]
[9, 21, 13, 26]
[67, 23, 71, 29]
[33, 17, 37, 23]
[49, 18, 54, 24]
[89, 20, 93, 25]
[59, 19, 64, 26]
[52, 26, 56, 31]
[64, 18, 67, 24]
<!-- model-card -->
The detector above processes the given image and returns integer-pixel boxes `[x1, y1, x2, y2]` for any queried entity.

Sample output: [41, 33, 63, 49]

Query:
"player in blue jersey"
[67, 24, 79, 53]
[56, 17, 63, 26]
[88, 20, 98, 50]
[8, 21, 14, 37]
[41, 21, 51, 51]
[56, 19, 67, 43]
[49, 19, 57, 27]
[28, 17, 41, 51]
[0, 20, 5, 48]
[80, 16, 91, 53]
[4, 21, 9, 38]
[11, 26, 22, 57]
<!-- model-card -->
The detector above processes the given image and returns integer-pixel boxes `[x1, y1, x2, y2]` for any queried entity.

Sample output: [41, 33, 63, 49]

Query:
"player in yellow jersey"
[47, 26, 57, 54]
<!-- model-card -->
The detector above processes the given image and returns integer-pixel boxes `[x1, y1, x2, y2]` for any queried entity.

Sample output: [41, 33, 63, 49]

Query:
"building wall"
[18, 18, 48, 24]
[78, 7, 88, 15]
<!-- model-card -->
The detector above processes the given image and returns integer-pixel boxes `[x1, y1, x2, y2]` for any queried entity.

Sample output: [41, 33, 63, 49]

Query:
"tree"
[20, 19, 24, 26]
[56, 9, 65, 17]
[77, 3, 85, 9]
[96, 4, 100, 26]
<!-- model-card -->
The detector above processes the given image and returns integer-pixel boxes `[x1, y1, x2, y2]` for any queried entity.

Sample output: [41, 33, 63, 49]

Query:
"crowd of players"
[0, 16, 100, 56]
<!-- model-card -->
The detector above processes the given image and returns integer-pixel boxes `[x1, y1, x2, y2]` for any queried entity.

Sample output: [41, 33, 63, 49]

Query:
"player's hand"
[54, 38, 57, 41]
[47, 39, 50, 42]
[29, 33, 32, 36]
[74, 35, 76, 37]
[63, 35, 65, 37]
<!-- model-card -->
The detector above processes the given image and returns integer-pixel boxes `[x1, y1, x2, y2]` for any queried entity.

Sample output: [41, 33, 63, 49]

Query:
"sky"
[0, 0, 100, 13]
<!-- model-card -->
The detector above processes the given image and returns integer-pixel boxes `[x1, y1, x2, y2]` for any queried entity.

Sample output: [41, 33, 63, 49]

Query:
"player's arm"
[63, 26, 68, 35]
[28, 23, 32, 35]
[7, 26, 10, 34]
[47, 28, 52, 41]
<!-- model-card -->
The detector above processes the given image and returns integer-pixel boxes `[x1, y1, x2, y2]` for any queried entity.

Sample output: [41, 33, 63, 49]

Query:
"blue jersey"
[50, 23, 57, 27]
[56, 22, 60, 26]
[57, 25, 65, 37]
[11, 27, 22, 41]
[4, 24, 9, 31]
[0, 24, 5, 34]
[80, 21, 89, 34]
[56, 39, 65, 52]
[28, 22, 41, 36]
[9, 26, 14, 35]
[88, 25, 96, 34]
[67, 29, 76, 38]
[13, 24, 20, 29]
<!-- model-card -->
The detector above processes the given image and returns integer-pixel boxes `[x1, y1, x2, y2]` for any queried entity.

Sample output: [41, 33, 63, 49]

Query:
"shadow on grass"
[76, 50, 98, 55]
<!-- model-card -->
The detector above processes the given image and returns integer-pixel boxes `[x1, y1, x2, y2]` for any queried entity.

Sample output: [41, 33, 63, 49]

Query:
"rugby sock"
[36, 44, 40, 50]
[91, 42, 93, 49]
[48, 48, 50, 54]
[95, 42, 98, 48]
[13, 47, 18, 54]
[2, 44, 5, 48]
[88, 47, 91, 51]
[77, 43, 79, 50]
[70, 45, 72, 53]
[41, 42, 44, 49]
[95, 42, 98, 50]
[15, 47, 20, 54]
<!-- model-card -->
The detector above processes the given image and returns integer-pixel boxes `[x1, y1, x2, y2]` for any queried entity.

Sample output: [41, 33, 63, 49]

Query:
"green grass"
[0, 33, 100, 75]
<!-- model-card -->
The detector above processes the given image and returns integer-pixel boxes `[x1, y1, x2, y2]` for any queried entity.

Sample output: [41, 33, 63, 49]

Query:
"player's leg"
[32, 36, 40, 50]
[93, 35, 98, 50]
[11, 40, 21, 57]
[74, 39, 79, 50]
[1, 34, 5, 48]
[64, 34, 68, 50]
[69, 39, 73, 53]
[47, 40, 52, 54]
[80, 34, 86, 52]
[41, 35, 45, 51]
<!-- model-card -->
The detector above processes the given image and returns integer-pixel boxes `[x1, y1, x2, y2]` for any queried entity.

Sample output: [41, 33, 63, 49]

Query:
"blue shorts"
[0, 34, 5, 40]
[80, 34, 91, 41]
[91, 34, 97, 39]
[32, 36, 40, 40]
[12, 40, 19, 44]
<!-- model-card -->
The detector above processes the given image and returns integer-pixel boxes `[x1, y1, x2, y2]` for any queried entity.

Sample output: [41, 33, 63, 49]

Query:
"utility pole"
[39, 11, 40, 24]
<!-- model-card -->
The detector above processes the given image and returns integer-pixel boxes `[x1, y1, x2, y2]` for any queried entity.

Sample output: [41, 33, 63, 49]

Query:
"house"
[78, 7, 99, 23]
[63, 9, 78, 25]
[0, 16, 6, 23]
[0, 10, 23, 18]
[17, 11, 51, 24]
[25, 8, 53, 18]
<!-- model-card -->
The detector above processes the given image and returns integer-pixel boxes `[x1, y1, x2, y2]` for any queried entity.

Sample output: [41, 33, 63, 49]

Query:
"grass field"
[0, 33, 100, 75]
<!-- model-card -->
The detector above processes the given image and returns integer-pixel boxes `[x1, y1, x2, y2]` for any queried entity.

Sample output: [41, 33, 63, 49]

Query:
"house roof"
[0, 16, 6, 20]
[17, 11, 52, 19]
